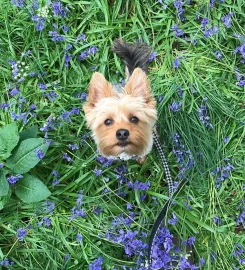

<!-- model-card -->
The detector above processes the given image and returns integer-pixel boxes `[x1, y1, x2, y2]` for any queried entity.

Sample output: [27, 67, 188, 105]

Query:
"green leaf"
[0, 170, 9, 196]
[0, 122, 19, 159]
[19, 125, 38, 142]
[0, 192, 11, 210]
[15, 174, 51, 203]
[6, 138, 49, 174]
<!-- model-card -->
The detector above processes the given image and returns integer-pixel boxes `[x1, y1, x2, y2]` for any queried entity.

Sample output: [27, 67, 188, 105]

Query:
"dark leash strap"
[147, 131, 175, 268]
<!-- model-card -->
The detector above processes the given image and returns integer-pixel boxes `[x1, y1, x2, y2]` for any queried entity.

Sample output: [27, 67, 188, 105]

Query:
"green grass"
[0, 0, 245, 269]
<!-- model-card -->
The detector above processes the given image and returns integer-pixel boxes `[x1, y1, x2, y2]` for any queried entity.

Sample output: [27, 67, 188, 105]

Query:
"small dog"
[83, 39, 157, 161]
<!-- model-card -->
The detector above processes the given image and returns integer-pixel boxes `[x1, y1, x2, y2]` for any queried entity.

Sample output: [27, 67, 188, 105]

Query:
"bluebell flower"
[201, 18, 208, 28]
[204, 27, 213, 38]
[10, 87, 20, 96]
[11, 0, 25, 8]
[214, 50, 222, 60]
[172, 24, 184, 37]
[35, 148, 45, 159]
[214, 215, 222, 225]
[45, 200, 55, 214]
[168, 212, 178, 225]
[0, 258, 14, 267]
[174, 1, 185, 21]
[68, 143, 79, 151]
[37, 83, 47, 90]
[200, 258, 205, 266]
[89, 256, 103, 270]
[174, 57, 180, 69]
[52, 1, 67, 17]
[224, 137, 229, 143]
[198, 98, 213, 129]
[188, 236, 196, 246]
[17, 228, 27, 241]
[221, 12, 233, 28]
[49, 31, 65, 42]
[64, 253, 70, 261]
[148, 52, 157, 62]
[169, 101, 182, 112]
[77, 233, 83, 243]
[62, 152, 72, 162]
[7, 174, 23, 185]
[128, 180, 150, 191]
[0, 163, 4, 169]
[76, 33, 86, 43]
[93, 169, 102, 176]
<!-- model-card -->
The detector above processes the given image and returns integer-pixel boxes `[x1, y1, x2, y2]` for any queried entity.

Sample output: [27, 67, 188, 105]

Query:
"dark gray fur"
[112, 39, 151, 75]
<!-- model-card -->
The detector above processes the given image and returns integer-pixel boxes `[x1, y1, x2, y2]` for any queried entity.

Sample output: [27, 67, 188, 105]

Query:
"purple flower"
[76, 92, 87, 101]
[89, 256, 103, 270]
[45, 200, 55, 214]
[76, 33, 86, 43]
[174, 57, 180, 69]
[37, 83, 47, 90]
[198, 99, 213, 129]
[17, 228, 27, 241]
[49, 31, 65, 42]
[0, 163, 4, 169]
[0, 258, 14, 267]
[29, 104, 37, 110]
[148, 52, 157, 62]
[71, 107, 80, 114]
[188, 237, 196, 246]
[35, 148, 45, 159]
[64, 254, 70, 261]
[7, 174, 23, 185]
[172, 24, 184, 37]
[221, 12, 233, 28]
[214, 50, 222, 60]
[201, 18, 208, 28]
[10, 87, 20, 96]
[214, 215, 222, 225]
[52, 1, 67, 17]
[65, 44, 73, 52]
[168, 212, 178, 225]
[200, 258, 205, 266]
[128, 180, 150, 191]
[62, 152, 72, 162]
[204, 27, 213, 38]
[93, 169, 102, 176]
[11, 0, 25, 8]
[169, 101, 182, 112]
[68, 143, 79, 151]
[224, 137, 229, 143]
[77, 233, 83, 243]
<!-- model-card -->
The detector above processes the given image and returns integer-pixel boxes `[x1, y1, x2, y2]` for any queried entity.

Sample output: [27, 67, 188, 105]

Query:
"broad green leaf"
[15, 174, 51, 203]
[0, 122, 19, 159]
[0, 192, 11, 210]
[19, 125, 38, 142]
[0, 170, 9, 196]
[6, 138, 49, 174]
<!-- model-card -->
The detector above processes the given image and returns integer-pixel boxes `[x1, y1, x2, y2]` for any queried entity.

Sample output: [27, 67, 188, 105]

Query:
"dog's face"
[83, 68, 157, 159]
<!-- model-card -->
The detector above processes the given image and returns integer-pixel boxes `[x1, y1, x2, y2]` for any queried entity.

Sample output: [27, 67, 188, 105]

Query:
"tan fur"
[83, 68, 157, 158]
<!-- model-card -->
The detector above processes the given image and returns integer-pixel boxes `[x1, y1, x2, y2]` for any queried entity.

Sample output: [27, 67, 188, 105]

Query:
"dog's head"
[83, 68, 157, 159]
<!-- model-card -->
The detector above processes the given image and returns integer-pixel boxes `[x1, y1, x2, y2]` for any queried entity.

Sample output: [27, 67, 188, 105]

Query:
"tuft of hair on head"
[112, 39, 152, 76]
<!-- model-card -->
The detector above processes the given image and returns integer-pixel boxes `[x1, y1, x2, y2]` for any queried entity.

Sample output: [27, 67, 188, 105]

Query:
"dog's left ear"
[124, 68, 152, 102]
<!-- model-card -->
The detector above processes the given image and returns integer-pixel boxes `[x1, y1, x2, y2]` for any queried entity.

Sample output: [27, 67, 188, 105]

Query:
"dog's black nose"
[116, 129, 129, 141]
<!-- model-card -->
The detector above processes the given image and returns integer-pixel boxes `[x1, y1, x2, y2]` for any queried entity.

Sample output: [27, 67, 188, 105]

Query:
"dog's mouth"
[116, 141, 131, 147]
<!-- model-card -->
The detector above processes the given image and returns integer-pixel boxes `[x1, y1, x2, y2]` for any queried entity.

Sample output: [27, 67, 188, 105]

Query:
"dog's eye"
[130, 116, 139, 124]
[104, 119, 114, 126]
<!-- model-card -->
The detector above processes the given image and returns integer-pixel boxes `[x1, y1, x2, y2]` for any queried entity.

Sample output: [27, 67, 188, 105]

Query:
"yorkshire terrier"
[83, 39, 157, 161]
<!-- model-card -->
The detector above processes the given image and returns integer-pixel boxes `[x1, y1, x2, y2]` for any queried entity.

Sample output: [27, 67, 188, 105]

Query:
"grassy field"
[0, 0, 245, 269]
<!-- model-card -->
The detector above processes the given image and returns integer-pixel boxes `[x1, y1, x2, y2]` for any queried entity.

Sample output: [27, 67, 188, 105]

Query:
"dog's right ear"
[84, 72, 115, 110]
